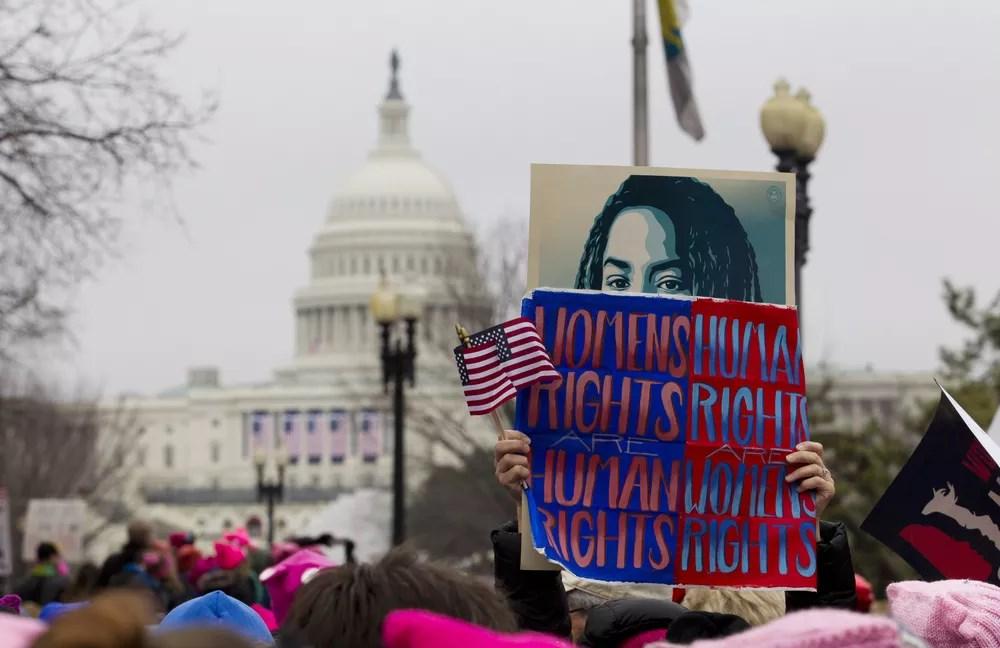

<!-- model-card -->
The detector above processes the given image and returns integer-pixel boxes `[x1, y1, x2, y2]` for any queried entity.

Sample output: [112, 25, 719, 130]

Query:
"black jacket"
[785, 520, 857, 612]
[491, 521, 571, 637]
[581, 598, 688, 647]
[96, 541, 146, 589]
[491, 519, 856, 637]
[14, 569, 67, 606]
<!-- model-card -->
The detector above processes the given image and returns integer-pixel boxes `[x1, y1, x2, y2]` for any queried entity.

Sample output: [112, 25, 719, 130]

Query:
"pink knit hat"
[251, 603, 279, 632]
[213, 541, 246, 570]
[223, 528, 252, 548]
[645, 609, 902, 648]
[259, 548, 335, 626]
[270, 541, 300, 564]
[0, 613, 46, 648]
[888, 579, 1000, 648]
[382, 610, 572, 648]
[189, 556, 217, 586]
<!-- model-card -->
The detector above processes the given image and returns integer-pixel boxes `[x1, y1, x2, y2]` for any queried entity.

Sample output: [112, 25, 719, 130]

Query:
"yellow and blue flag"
[657, 0, 705, 141]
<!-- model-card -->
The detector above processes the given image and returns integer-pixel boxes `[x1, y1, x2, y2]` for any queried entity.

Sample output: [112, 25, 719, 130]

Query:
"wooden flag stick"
[455, 323, 508, 441]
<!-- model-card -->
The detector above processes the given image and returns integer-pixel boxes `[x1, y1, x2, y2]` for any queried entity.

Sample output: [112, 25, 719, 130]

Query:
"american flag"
[305, 410, 323, 464]
[358, 410, 383, 462]
[454, 317, 560, 416]
[251, 411, 272, 456]
[328, 409, 349, 463]
[282, 410, 301, 464]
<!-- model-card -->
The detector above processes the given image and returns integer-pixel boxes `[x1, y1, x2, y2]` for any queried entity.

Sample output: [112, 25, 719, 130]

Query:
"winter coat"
[491, 521, 571, 637]
[14, 564, 68, 606]
[785, 521, 858, 612]
[580, 598, 688, 647]
[96, 541, 146, 589]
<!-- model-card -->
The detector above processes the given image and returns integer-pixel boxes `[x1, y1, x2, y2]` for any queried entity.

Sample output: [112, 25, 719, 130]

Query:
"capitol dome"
[281, 51, 487, 385]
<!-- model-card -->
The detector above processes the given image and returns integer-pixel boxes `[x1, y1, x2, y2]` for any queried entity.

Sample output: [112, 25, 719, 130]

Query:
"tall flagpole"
[632, 0, 649, 166]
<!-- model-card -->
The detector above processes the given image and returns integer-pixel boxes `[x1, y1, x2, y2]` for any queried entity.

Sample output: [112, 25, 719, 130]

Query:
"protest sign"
[22, 499, 87, 563]
[0, 488, 12, 577]
[514, 288, 814, 589]
[863, 386, 1000, 584]
[527, 164, 795, 306]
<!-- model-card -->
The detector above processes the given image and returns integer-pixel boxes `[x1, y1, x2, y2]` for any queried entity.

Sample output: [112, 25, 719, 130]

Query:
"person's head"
[576, 175, 762, 302]
[566, 588, 607, 643]
[283, 548, 517, 648]
[160, 591, 273, 646]
[196, 568, 254, 605]
[155, 628, 257, 648]
[562, 573, 672, 644]
[127, 520, 154, 549]
[681, 587, 785, 627]
[36, 542, 60, 565]
[30, 591, 259, 648]
[31, 591, 153, 648]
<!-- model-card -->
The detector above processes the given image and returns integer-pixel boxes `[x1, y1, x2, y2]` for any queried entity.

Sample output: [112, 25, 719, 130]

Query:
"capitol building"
[88, 54, 945, 560]
[95, 54, 490, 555]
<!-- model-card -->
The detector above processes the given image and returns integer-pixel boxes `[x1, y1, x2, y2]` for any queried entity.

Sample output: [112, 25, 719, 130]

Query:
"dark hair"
[196, 568, 255, 605]
[31, 591, 153, 648]
[283, 548, 518, 648]
[37, 541, 60, 562]
[575, 175, 763, 302]
[64, 562, 100, 602]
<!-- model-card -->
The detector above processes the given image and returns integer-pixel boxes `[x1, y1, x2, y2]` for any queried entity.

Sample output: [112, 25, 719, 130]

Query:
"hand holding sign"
[785, 441, 835, 517]
[495, 430, 532, 503]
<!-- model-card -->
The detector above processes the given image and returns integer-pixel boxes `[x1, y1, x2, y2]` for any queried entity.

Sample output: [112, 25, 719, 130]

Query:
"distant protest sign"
[863, 386, 1000, 585]
[0, 488, 12, 577]
[22, 499, 87, 563]
[514, 288, 815, 589]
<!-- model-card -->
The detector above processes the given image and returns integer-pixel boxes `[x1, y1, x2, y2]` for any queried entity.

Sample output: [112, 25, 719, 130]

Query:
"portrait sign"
[528, 164, 796, 306]
[514, 288, 816, 589]
[863, 386, 1000, 585]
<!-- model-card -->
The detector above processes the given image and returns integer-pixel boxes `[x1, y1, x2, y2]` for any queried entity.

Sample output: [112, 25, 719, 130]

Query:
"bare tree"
[405, 215, 528, 565]
[0, 0, 213, 358]
[0, 370, 140, 581]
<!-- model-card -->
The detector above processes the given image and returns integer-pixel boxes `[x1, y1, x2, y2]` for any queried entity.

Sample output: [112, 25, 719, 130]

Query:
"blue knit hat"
[160, 590, 273, 645]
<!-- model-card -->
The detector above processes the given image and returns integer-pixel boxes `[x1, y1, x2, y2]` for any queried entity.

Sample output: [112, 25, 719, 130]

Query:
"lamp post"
[370, 273, 419, 547]
[760, 80, 826, 328]
[254, 447, 286, 548]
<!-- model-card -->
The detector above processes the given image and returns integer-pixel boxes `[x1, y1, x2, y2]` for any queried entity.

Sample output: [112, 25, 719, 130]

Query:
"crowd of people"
[0, 436, 996, 647]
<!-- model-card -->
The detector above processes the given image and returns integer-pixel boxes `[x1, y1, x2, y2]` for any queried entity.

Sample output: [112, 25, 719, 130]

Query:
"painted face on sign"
[600, 207, 692, 296]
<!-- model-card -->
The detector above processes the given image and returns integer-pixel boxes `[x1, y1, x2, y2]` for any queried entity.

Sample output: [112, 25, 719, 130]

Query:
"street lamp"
[370, 272, 419, 547]
[254, 447, 286, 547]
[760, 79, 826, 326]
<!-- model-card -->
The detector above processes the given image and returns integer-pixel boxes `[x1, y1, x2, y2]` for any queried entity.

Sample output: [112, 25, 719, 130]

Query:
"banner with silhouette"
[863, 386, 1000, 585]
[514, 288, 815, 589]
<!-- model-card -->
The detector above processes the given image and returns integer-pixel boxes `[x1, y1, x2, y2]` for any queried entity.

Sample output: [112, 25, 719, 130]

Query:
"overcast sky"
[53, 0, 1000, 394]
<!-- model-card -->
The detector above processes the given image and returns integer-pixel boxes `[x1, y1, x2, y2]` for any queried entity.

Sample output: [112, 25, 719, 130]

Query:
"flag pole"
[632, 0, 650, 166]
[455, 323, 509, 441]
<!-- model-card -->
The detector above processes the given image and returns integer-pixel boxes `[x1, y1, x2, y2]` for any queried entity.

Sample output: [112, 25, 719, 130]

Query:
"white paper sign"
[0, 488, 12, 577]
[22, 499, 87, 563]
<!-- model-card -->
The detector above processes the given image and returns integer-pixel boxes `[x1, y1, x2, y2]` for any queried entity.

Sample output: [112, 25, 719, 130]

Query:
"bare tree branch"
[0, 0, 214, 359]
[0, 368, 140, 581]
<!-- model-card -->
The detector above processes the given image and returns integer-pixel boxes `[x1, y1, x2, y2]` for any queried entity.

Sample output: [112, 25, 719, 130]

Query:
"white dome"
[284, 52, 487, 385]
[327, 154, 460, 223]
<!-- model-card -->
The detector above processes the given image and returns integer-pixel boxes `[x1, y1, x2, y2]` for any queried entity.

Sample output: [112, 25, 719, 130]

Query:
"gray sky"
[55, 0, 1000, 394]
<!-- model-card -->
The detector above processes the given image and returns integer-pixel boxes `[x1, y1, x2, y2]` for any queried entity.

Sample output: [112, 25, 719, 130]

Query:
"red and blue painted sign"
[514, 288, 815, 589]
